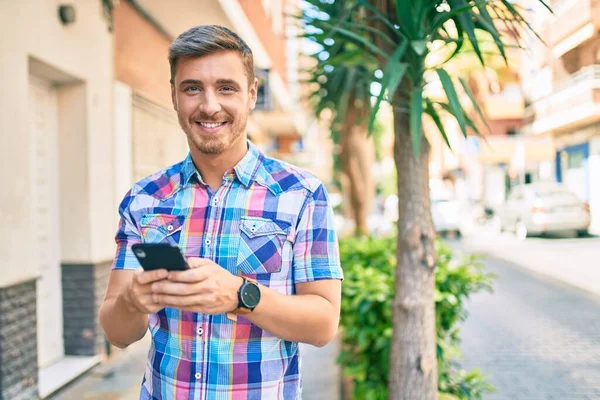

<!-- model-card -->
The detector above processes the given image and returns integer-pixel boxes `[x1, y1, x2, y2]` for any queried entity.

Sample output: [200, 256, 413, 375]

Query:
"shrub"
[338, 235, 495, 399]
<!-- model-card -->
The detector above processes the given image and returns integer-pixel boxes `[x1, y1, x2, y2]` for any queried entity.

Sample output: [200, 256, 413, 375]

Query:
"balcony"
[524, 65, 600, 135]
[543, 0, 600, 56]
[482, 89, 524, 121]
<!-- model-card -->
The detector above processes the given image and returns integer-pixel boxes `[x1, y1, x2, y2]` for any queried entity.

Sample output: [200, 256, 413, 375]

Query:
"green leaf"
[394, 0, 415, 36]
[458, 77, 490, 134]
[337, 19, 397, 46]
[411, 39, 427, 56]
[368, 41, 409, 133]
[431, 0, 490, 32]
[323, 22, 389, 59]
[498, 1, 544, 43]
[475, 3, 507, 62]
[530, 0, 553, 13]
[448, 0, 485, 65]
[327, 49, 370, 66]
[425, 99, 452, 151]
[410, 88, 423, 156]
[437, 101, 483, 139]
[337, 69, 357, 121]
[359, 2, 406, 40]
[436, 68, 467, 137]
[435, 23, 465, 67]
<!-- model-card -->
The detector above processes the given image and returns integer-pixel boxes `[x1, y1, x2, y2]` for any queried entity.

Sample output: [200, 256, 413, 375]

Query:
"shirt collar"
[180, 141, 264, 188]
[233, 141, 263, 188]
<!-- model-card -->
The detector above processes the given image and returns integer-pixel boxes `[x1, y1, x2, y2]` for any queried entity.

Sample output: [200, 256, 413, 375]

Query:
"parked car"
[497, 183, 591, 240]
[431, 197, 463, 238]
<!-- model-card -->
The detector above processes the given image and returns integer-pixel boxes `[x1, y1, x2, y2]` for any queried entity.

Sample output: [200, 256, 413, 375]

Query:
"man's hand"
[120, 267, 169, 315]
[151, 258, 244, 314]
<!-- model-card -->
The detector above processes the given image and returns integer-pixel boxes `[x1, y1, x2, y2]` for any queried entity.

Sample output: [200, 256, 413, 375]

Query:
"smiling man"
[99, 25, 343, 400]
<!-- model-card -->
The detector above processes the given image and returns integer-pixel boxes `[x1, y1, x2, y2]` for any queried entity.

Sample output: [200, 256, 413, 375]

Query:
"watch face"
[241, 282, 261, 309]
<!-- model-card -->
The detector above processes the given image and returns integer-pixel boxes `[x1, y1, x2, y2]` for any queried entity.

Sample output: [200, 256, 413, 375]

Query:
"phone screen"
[132, 243, 189, 271]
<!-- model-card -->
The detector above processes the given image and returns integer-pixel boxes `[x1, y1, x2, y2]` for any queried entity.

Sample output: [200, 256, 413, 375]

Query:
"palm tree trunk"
[340, 102, 372, 236]
[388, 93, 438, 399]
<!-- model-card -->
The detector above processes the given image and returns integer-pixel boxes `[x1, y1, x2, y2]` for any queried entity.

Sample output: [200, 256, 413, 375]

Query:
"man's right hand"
[121, 267, 169, 314]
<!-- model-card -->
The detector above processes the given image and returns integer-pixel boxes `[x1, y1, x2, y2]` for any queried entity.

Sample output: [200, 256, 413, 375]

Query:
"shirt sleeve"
[292, 183, 343, 283]
[112, 188, 142, 270]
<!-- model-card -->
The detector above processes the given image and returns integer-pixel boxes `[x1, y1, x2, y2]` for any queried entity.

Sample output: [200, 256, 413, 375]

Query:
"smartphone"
[132, 243, 189, 271]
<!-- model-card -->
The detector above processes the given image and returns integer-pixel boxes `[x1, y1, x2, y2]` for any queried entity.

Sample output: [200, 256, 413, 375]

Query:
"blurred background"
[0, 0, 599, 399]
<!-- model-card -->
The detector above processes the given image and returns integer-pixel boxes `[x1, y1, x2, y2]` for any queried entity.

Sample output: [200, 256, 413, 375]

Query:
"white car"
[497, 183, 591, 240]
[431, 197, 462, 237]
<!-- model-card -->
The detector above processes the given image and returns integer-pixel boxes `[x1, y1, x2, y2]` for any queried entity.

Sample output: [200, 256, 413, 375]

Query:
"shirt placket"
[198, 183, 226, 400]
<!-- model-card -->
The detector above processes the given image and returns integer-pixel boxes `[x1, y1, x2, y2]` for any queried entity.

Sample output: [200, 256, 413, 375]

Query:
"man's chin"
[196, 142, 225, 155]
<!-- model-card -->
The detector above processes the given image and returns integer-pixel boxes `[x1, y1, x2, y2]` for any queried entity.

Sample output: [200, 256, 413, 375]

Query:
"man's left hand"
[151, 258, 243, 314]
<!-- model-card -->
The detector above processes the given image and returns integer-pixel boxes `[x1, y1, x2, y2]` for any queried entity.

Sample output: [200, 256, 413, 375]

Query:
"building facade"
[521, 0, 600, 234]
[0, 1, 328, 398]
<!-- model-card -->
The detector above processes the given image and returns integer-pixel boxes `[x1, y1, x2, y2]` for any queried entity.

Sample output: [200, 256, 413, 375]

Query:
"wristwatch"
[233, 277, 261, 314]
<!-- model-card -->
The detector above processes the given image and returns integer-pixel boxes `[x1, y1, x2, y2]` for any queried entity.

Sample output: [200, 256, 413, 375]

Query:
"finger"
[139, 295, 165, 314]
[136, 268, 169, 285]
[130, 285, 153, 299]
[151, 281, 199, 296]
[153, 293, 204, 308]
[186, 257, 213, 269]
[168, 267, 211, 283]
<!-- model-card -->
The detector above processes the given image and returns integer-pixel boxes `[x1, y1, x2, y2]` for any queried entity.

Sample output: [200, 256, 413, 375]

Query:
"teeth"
[198, 122, 225, 128]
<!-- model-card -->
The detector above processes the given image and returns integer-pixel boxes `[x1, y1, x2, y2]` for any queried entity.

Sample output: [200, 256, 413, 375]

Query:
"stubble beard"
[181, 113, 247, 155]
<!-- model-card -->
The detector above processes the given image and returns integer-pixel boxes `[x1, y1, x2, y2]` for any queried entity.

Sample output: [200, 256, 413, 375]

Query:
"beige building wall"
[114, 2, 173, 108]
[0, 0, 115, 286]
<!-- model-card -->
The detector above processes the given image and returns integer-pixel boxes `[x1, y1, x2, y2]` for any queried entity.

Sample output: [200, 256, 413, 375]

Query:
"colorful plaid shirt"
[112, 141, 343, 400]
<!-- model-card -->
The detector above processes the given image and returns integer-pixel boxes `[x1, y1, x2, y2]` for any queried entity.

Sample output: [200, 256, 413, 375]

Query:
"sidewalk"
[457, 228, 600, 296]
[48, 334, 341, 400]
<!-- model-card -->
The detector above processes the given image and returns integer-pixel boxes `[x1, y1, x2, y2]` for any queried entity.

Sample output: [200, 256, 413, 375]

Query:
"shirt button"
[197, 327, 204, 336]
[205, 239, 211, 245]
[195, 372, 202, 380]
[167, 225, 174, 231]
[212, 197, 218, 205]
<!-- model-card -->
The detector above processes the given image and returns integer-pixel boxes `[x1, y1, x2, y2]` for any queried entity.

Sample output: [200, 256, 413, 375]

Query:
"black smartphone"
[132, 243, 189, 271]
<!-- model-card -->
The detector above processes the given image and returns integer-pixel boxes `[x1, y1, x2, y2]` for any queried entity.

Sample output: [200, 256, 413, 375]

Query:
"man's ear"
[171, 84, 178, 111]
[249, 77, 259, 110]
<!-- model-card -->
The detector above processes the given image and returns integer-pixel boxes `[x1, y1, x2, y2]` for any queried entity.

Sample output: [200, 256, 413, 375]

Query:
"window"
[255, 69, 272, 111]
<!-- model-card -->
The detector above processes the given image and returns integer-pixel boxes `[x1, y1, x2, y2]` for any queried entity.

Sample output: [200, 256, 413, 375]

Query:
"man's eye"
[186, 86, 200, 92]
[220, 86, 235, 92]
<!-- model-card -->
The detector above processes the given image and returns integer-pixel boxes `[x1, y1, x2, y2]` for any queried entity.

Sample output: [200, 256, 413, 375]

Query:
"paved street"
[460, 228, 600, 295]
[455, 237, 600, 400]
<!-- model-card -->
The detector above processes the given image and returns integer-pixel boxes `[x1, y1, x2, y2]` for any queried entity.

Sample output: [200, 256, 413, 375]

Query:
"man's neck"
[190, 138, 248, 191]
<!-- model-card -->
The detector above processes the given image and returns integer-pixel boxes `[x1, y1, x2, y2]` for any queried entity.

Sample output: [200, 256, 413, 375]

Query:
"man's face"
[171, 51, 258, 155]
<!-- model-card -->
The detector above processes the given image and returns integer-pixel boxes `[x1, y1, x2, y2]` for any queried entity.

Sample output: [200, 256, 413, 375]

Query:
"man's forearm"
[244, 286, 339, 347]
[99, 294, 149, 348]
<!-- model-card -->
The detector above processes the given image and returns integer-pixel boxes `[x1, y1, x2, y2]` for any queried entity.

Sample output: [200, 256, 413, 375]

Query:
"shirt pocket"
[237, 216, 291, 275]
[139, 214, 185, 245]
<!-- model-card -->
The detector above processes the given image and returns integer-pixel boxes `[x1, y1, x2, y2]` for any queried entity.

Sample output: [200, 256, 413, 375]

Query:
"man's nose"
[199, 90, 221, 116]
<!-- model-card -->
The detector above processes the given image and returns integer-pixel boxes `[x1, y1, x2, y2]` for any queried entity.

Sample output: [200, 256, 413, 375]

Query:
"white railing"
[527, 64, 600, 106]
[523, 64, 600, 134]
[553, 64, 600, 93]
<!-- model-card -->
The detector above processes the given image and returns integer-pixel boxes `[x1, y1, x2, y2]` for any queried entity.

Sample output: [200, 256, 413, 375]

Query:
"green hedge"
[338, 236, 495, 399]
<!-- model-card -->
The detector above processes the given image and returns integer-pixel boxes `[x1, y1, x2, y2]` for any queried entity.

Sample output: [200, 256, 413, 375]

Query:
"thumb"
[187, 257, 211, 269]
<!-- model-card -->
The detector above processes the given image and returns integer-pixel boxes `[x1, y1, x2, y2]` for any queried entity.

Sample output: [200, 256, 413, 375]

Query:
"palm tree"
[306, 1, 550, 398]
[302, 0, 379, 236]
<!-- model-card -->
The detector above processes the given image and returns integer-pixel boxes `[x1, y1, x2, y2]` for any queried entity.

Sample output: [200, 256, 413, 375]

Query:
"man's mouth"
[195, 121, 227, 133]
[196, 121, 227, 129]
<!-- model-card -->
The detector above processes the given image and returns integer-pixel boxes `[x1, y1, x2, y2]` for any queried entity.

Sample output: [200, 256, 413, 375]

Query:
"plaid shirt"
[112, 142, 343, 400]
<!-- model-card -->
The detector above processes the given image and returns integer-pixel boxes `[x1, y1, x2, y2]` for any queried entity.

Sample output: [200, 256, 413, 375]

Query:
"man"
[99, 25, 343, 400]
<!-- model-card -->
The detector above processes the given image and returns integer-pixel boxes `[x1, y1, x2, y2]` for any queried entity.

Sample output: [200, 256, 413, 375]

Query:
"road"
[454, 235, 600, 400]
[460, 229, 600, 295]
